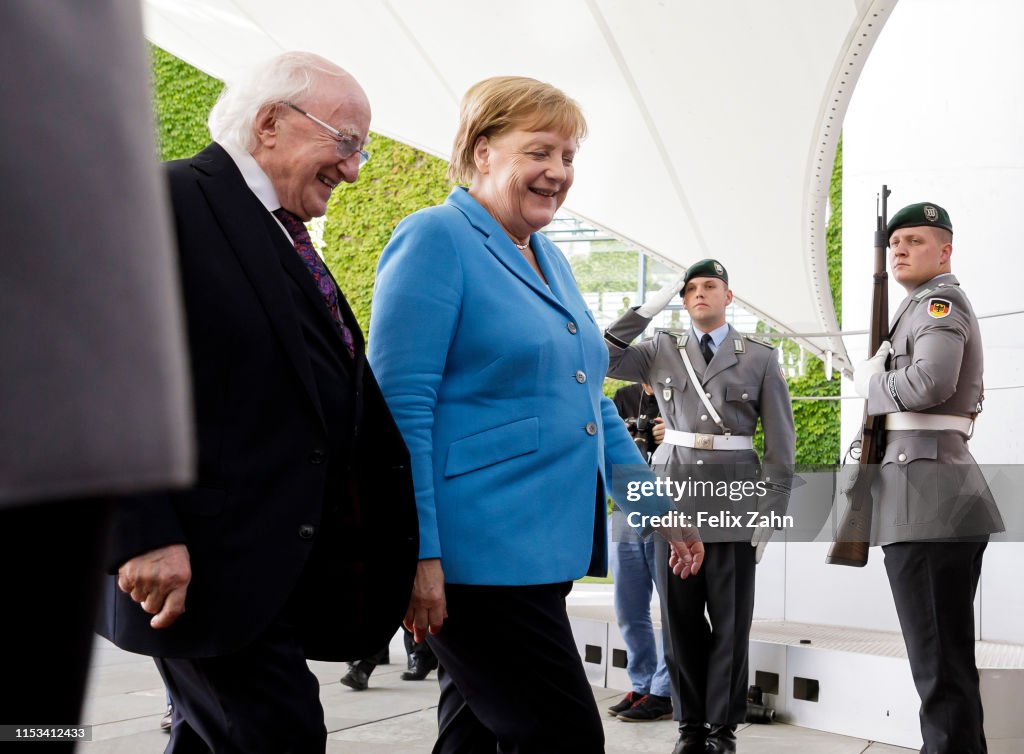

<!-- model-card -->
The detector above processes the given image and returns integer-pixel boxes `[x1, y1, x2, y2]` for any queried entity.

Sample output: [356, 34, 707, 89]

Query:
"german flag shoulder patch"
[928, 298, 952, 318]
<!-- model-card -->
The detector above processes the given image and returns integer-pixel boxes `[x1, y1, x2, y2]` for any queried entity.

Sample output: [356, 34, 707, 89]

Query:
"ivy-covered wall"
[150, 47, 842, 464]
[323, 141, 451, 329]
[150, 46, 222, 161]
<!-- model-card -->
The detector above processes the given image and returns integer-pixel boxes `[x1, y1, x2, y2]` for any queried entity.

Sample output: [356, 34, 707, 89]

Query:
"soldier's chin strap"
[678, 347, 731, 436]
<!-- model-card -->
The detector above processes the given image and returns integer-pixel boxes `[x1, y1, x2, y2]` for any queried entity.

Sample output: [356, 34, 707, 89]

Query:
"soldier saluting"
[853, 202, 1004, 754]
[605, 259, 795, 754]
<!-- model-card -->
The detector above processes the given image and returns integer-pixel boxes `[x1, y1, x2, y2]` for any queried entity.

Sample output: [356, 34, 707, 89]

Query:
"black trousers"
[655, 539, 756, 727]
[1, 498, 112, 754]
[156, 613, 326, 754]
[427, 582, 604, 754]
[883, 540, 988, 754]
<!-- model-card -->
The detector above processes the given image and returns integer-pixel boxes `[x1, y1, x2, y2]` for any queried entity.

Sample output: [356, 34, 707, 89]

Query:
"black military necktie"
[700, 333, 714, 365]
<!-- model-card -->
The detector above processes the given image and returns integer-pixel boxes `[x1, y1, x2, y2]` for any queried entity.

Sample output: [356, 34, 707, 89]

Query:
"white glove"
[751, 525, 772, 564]
[636, 273, 686, 318]
[853, 341, 891, 399]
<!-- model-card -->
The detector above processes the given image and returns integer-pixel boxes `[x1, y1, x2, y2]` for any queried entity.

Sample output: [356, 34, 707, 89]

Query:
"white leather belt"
[885, 412, 973, 433]
[662, 429, 754, 451]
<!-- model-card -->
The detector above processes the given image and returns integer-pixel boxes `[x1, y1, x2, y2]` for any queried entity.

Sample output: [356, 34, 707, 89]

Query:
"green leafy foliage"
[322, 138, 451, 335]
[150, 45, 223, 161]
[828, 138, 843, 323]
[148, 48, 843, 466]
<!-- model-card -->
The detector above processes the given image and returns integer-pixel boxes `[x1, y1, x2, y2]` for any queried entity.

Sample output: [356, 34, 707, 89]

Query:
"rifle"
[826, 185, 891, 567]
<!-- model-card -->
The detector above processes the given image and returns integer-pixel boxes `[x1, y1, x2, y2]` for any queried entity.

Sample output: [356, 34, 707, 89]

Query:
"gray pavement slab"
[78, 635, 914, 753]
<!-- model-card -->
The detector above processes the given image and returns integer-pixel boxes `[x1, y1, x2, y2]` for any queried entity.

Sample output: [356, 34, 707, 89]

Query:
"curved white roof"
[143, 0, 899, 371]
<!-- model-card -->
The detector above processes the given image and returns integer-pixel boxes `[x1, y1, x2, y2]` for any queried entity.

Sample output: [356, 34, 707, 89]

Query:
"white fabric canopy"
[143, 0, 898, 372]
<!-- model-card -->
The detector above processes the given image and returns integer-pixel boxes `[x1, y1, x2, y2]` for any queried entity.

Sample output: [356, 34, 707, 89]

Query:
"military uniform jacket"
[606, 309, 795, 540]
[865, 273, 1003, 543]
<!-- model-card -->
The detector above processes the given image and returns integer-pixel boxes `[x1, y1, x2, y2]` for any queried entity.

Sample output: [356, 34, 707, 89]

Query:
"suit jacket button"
[741, 392, 749, 400]
[298, 524, 315, 539]
[309, 450, 325, 464]
[700, 414, 708, 421]
[585, 422, 598, 436]
[567, 322, 578, 334]
[898, 453, 907, 463]
[575, 370, 587, 383]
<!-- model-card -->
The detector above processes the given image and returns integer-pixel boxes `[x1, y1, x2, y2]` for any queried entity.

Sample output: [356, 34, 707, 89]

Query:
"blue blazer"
[370, 187, 664, 585]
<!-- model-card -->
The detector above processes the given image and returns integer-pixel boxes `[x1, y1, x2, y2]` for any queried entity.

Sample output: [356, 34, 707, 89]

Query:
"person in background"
[0, 5, 191, 750]
[607, 383, 673, 723]
[606, 259, 796, 754]
[97, 51, 418, 753]
[339, 628, 438, 691]
[853, 201, 1003, 754]
[369, 76, 703, 752]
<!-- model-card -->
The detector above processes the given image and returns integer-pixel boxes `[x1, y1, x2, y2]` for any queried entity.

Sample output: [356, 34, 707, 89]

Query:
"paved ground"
[78, 633, 914, 753]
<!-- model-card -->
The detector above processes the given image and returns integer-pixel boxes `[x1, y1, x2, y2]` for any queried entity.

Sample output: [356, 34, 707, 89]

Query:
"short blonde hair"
[448, 76, 588, 183]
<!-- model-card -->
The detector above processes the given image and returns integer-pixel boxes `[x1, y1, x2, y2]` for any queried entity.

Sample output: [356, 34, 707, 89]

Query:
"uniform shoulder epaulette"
[743, 333, 775, 349]
[655, 328, 688, 346]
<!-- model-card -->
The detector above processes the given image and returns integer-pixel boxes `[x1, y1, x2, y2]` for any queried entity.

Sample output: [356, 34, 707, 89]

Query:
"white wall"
[756, 0, 1024, 643]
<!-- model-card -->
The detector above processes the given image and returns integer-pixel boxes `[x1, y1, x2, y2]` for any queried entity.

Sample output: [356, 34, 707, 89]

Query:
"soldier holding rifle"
[852, 201, 1003, 754]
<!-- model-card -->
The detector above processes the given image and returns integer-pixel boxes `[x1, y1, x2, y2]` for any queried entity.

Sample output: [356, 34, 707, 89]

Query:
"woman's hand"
[404, 558, 448, 643]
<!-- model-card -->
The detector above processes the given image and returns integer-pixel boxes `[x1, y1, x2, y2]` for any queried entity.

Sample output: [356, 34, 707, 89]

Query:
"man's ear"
[725, 289, 734, 306]
[253, 103, 281, 148]
[472, 135, 490, 175]
[940, 242, 953, 266]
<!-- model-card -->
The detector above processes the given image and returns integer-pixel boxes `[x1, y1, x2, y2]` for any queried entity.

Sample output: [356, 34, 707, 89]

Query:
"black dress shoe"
[616, 693, 673, 722]
[671, 723, 708, 754]
[607, 691, 642, 716]
[705, 724, 737, 753]
[400, 653, 438, 681]
[340, 665, 370, 691]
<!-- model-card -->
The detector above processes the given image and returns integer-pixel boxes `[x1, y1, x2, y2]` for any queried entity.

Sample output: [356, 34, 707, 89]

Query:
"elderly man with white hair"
[98, 51, 418, 753]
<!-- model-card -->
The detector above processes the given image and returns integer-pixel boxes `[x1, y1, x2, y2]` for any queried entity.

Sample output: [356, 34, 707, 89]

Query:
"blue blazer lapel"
[449, 187, 563, 309]
[193, 145, 327, 428]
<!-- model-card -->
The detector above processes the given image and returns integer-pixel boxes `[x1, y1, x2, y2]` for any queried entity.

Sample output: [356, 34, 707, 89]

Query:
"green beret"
[887, 202, 953, 237]
[683, 258, 729, 288]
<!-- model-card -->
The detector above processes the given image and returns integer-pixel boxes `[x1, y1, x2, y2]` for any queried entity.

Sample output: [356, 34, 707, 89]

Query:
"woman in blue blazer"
[369, 76, 702, 753]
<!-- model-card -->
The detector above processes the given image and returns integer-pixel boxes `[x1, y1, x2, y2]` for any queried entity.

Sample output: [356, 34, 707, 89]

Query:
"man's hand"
[652, 417, 665, 445]
[637, 273, 686, 318]
[853, 341, 891, 398]
[404, 558, 447, 644]
[117, 544, 191, 629]
[751, 525, 772, 564]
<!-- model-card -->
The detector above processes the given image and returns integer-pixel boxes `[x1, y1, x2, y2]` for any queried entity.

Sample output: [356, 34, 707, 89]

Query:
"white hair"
[208, 51, 349, 151]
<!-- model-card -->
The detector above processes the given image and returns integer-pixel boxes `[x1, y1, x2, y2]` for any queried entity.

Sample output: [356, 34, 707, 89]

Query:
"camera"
[625, 413, 654, 458]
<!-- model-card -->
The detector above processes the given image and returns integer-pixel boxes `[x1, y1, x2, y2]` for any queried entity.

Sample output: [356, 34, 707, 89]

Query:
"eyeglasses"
[282, 101, 370, 167]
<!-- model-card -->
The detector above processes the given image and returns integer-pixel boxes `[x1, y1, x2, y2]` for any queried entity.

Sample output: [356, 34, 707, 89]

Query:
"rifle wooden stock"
[827, 185, 891, 567]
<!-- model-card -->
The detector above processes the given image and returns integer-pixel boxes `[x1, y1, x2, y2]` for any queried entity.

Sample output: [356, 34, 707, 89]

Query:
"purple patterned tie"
[273, 208, 355, 358]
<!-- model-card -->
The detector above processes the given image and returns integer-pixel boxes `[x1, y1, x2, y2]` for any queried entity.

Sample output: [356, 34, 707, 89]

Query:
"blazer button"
[567, 322, 578, 334]
[741, 392, 749, 400]
[700, 414, 708, 421]
[898, 453, 907, 463]
[575, 370, 587, 383]
[298, 524, 316, 539]
[585, 422, 598, 436]
[309, 450, 326, 464]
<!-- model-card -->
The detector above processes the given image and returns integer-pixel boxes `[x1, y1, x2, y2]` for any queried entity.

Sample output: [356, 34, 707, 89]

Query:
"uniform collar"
[691, 322, 730, 350]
